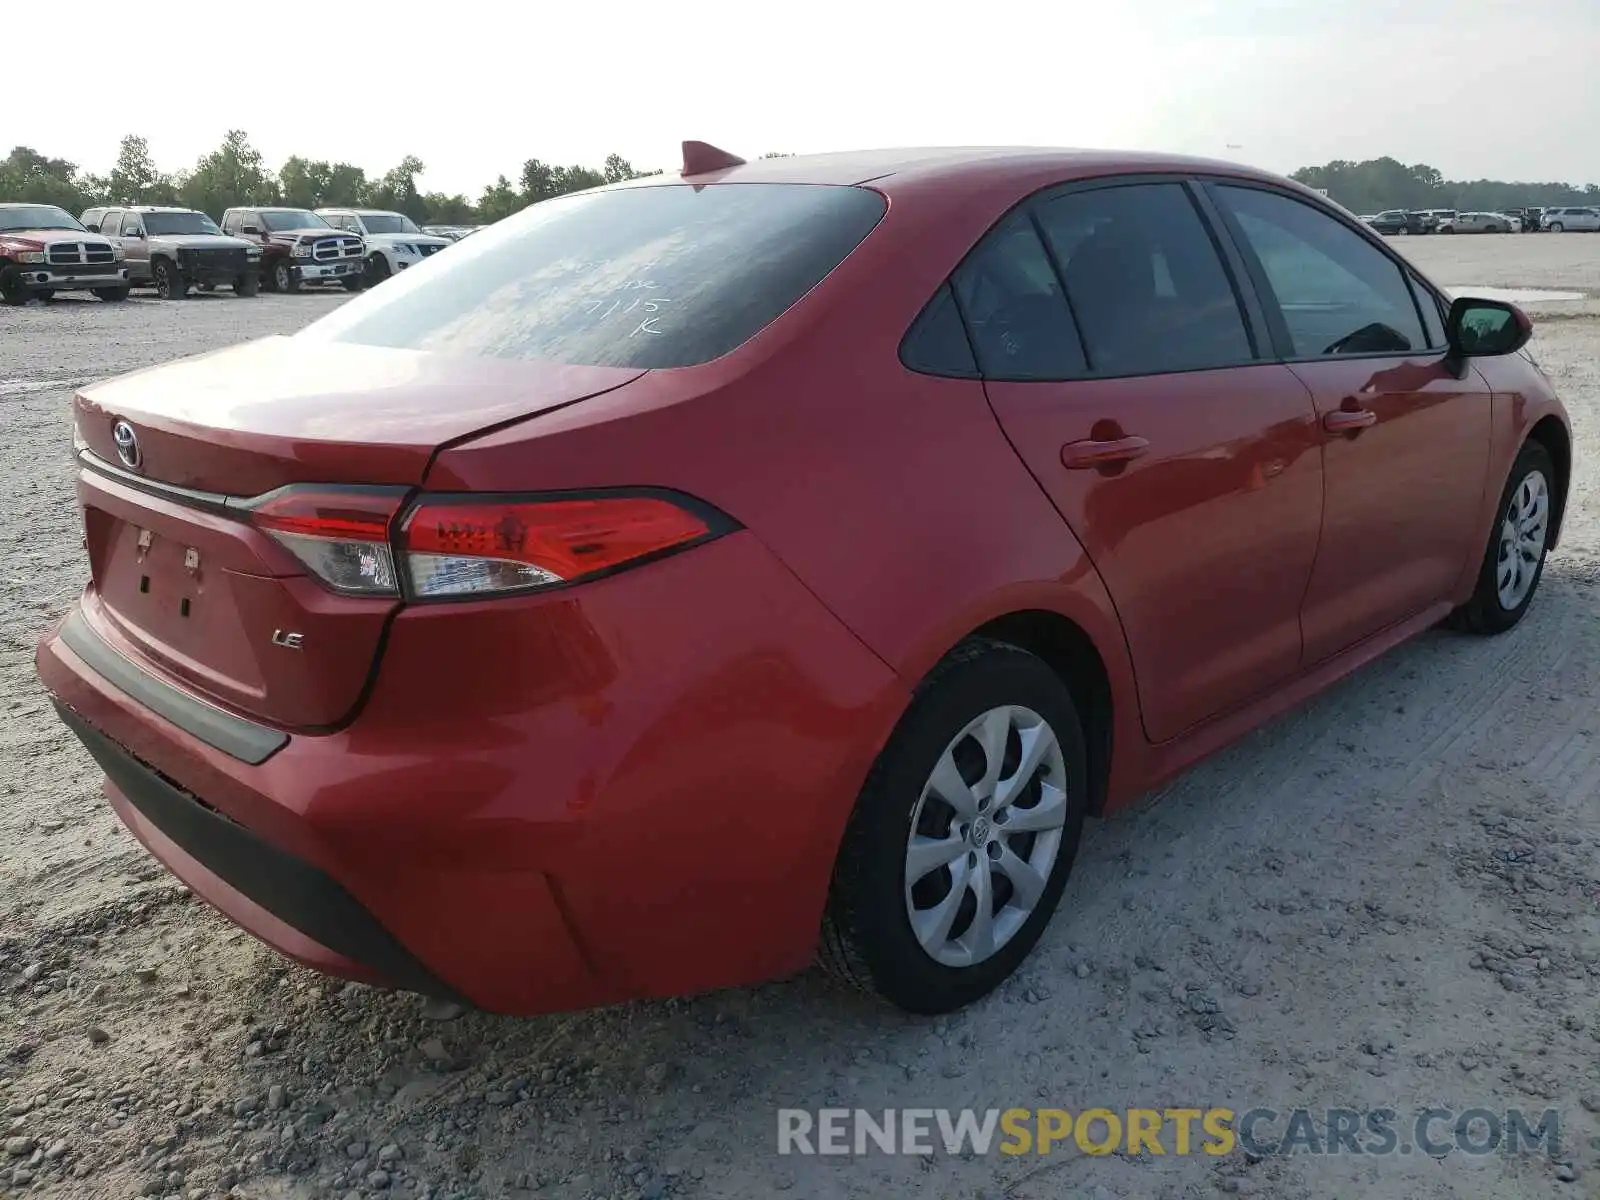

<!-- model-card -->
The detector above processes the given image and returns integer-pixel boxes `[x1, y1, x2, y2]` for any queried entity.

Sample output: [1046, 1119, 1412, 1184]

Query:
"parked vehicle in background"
[1444, 212, 1515, 234]
[90, 207, 261, 299]
[219, 207, 365, 293]
[316, 208, 451, 286]
[1504, 208, 1541, 233]
[35, 143, 1573, 1018]
[1522, 207, 1544, 232]
[1366, 209, 1425, 235]
[423, 224, 484, 241]
[1541, 206, 1600, 232]
[0, 203, 129, 305]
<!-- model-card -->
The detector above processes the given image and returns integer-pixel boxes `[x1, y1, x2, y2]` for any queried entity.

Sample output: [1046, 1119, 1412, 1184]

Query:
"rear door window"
[303, 183, 887, 369]
[949, 212, 1086, 379]
[1034, 182, 1255, 376]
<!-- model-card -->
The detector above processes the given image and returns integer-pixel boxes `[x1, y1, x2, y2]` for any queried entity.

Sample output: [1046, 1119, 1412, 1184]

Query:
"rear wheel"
[1449, 441, 1555, 635]
[820, 639, 1089, 1014]
[154, 258, 187, 300]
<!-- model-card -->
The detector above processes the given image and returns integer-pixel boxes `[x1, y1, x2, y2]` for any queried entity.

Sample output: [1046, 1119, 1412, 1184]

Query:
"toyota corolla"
[36, 142, 1571, 1016]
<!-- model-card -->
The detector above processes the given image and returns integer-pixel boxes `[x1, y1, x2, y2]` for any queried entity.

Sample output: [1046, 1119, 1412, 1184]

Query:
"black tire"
[35, 289, 55, 303]
[233, 272, 259, 297]
[0, 267, 26, 306]
[820, 638, 1089, 1014]
[1549, 222, 1564, 233]
[154, 258, 188, 300]
[273, 260, 299, 294]
[1448, 441, 1556, 635]
[341, 275, 364, 293]
[364, 252, 390, 287]
[93, 286, 130, 303]
[198, 281, 217, 293]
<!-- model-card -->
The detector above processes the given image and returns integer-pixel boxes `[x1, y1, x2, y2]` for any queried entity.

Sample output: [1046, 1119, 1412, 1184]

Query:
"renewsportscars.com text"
[776, 1107, 1563, 1158]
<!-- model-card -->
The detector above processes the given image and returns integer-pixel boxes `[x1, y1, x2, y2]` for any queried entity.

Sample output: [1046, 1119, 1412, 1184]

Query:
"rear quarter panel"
[426, 172, 1147, 798]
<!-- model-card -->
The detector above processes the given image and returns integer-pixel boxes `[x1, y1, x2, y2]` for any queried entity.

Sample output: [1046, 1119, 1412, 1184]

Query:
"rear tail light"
[243, 486, 729, 601]
[248, 487, 407, 596]
[402, 494, 717, 598]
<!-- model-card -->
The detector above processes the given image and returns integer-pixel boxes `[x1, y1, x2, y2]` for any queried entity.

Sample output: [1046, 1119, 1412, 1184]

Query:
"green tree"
[106, 135, 176, 204]
[181, 131, 276, 218]
[365, 155, 428, 219]
[477, 175, 522, 223]
[420, 192, 476, 224]
[0, 147, 97, 212]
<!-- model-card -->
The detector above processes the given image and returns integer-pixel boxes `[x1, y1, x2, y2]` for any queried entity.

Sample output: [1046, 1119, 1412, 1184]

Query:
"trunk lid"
[73, 337, 644, 729]
[75, 336, 645, 494]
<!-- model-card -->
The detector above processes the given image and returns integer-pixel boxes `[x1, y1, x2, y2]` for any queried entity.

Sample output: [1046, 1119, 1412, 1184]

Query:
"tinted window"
[1035, 183, 1254, 376]
[303, 183, 886, 369]
[1410, 275, 1447, 348]
[145, 211, 222, 236]
[901, 282, 978, 377]
[1217, 186, 1426, 357]
[950, 212, 1085, 379]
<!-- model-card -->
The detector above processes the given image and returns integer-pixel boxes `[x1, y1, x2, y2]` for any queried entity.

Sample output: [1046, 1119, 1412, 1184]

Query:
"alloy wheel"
[1497, 468, 1550, 610]
[904, 704, 1068, 968]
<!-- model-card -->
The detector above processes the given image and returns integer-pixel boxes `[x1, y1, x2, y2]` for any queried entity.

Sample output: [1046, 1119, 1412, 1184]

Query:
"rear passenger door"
[973, 179, 1325, 742]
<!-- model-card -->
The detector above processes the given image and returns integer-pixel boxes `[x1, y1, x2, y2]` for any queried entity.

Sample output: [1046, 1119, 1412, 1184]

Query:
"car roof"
[126, 205, 203, 213]
[614, 145, 1301, 195]
[318, 208, 399, 216]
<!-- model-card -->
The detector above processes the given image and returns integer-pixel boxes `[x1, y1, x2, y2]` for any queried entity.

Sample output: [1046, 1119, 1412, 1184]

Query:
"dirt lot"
[3, 237, 1600, 1200]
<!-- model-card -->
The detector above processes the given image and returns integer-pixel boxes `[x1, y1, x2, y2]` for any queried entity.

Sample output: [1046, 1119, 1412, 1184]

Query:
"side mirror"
[242, 225, 260, 235]
[128, 230, 144, 240]
[1446, 297, 1532, 359]
[84, 223, 100, 233]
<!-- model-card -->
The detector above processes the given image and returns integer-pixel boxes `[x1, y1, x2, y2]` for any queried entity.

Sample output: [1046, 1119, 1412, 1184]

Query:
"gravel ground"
[3, 239, 1600, 1200]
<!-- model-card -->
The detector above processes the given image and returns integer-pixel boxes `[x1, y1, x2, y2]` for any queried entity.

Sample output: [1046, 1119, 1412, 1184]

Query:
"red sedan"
[36, 143, 1571, 1016]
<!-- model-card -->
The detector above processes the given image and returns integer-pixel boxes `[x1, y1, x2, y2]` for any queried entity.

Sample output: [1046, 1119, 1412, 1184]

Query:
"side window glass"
[951, 213, 1085, 380]
[120, 213, 143, 237]
[1217, 186, 1427, 357]
[1409, 275, 1447, 348]
[901, 282, 978, 377]
[1035, 183, 1254, 376]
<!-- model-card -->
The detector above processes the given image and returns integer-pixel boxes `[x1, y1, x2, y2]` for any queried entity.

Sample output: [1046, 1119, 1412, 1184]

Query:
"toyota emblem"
[111, 420, 141, 470]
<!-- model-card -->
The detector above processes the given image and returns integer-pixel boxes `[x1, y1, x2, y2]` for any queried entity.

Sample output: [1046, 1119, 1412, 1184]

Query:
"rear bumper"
[36, 532, 907, 1014]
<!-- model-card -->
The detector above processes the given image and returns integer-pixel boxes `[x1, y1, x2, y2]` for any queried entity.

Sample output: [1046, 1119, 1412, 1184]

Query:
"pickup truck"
[0, 203, 130, 304]
[86, 206, 261, 299]
[316, 208, 452, 285]
[218, 206, 366, 293]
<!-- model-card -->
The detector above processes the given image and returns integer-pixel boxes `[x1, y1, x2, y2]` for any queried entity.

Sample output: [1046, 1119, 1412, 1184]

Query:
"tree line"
[0, 132, 670, 226]
[1290, 157, 1600, 214]
[8, 137, 1596, 226]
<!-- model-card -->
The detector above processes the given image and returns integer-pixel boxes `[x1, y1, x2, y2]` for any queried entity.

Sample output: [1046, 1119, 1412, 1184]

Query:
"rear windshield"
[300, 182, 887, 369]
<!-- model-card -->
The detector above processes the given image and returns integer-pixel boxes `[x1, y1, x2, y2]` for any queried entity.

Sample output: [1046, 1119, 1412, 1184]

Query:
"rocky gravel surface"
[4, 238, 1600, 1199]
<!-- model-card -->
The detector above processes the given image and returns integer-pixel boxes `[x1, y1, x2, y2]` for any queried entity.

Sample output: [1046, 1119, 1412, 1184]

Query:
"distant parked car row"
[1359, 205, 1600, 235]
[0, 200, 479, 305]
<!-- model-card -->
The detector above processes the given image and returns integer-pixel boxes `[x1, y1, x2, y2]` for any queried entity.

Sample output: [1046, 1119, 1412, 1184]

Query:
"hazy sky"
[20, 0, 1600, 195]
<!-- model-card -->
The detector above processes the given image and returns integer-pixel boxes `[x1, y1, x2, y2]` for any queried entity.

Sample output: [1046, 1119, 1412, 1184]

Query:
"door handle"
[1322, 408, 1377, 433]
[1061, 435, 1150, 469]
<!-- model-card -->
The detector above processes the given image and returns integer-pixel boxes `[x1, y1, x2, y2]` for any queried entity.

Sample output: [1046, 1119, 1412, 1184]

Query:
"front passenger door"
[1208, 184, 1490, 665]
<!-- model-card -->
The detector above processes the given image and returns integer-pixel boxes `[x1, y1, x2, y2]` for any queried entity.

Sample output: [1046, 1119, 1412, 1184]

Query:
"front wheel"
[1449, 441, 1556, 635]
[233, 272, 259, 297]
[1549, 222, 1565, 233]
[93, 286, 130, 303]
[154, 259, 187, 300]
[820, 639, 1089, 1014]
[341, 275, 364, 293]
[0, 267, 25, 306]
[364, 252, 391, 287]
[273, 260, 299, 294]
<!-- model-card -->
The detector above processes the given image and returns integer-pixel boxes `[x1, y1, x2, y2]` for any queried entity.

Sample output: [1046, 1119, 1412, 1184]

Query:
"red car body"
[36, 147, 1571, 1015]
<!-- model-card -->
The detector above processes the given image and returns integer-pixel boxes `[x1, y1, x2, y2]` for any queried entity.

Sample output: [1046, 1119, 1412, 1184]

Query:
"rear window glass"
[302, 183, 887, 369]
